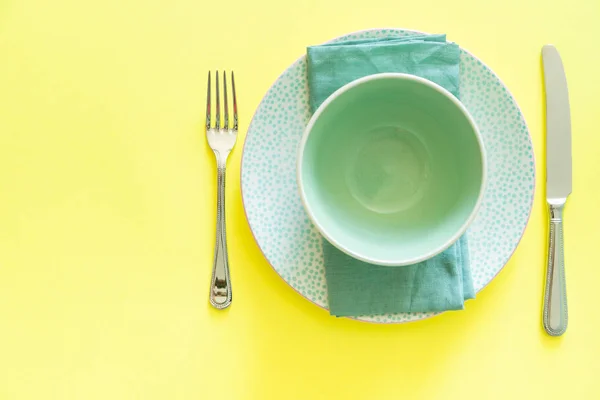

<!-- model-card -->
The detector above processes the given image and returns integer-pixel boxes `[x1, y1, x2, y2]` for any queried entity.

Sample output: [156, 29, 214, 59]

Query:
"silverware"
[542, 45, 571, 336]
[206, 71, 238, 309]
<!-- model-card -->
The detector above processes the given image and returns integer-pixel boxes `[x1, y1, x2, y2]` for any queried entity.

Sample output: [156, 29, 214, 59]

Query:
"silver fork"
[206, 71, 237, 309]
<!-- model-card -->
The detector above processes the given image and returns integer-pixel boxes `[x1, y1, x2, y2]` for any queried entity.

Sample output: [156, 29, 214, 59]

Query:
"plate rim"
[240, 27, 536, 323]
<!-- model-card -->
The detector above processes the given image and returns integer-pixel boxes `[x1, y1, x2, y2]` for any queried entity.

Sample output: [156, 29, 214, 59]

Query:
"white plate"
[241, 28, 535, 323]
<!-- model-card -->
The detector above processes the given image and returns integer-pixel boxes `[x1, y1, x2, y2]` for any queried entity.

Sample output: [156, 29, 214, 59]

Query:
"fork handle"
[543, 204, 567, 336]
[210, 164, 232, 309]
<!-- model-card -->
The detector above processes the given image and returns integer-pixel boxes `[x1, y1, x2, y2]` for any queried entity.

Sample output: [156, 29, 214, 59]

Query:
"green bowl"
[297, 73, 486, 266]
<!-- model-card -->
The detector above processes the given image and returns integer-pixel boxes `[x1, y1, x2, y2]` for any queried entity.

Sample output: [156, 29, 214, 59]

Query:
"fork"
[206, 71, 237, 309]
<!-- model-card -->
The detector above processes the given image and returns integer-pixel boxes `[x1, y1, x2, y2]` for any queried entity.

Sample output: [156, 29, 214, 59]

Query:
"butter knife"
[542, 45, 571, 336]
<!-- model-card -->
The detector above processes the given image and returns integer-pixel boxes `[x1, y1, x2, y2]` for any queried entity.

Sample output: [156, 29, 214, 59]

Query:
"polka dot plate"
[240, 28, 535, 323]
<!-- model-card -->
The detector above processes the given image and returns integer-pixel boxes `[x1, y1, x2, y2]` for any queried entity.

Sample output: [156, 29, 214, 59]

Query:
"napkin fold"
[306, 34, 475, 317]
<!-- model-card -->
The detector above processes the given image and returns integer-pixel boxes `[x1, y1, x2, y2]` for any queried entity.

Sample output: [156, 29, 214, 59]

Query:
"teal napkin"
[306, 34, 475, 316]
[307, 34, 459, 112]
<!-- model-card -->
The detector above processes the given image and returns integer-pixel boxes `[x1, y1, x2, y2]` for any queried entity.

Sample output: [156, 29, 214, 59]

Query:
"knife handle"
[543, 204, 568, 336]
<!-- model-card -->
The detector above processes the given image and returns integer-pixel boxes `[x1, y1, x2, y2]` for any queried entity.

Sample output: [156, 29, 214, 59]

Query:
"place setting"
[206, 28, 570, 335]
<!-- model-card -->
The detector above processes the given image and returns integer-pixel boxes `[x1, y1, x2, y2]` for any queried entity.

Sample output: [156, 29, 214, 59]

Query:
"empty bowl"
[297, 73, 486, 266]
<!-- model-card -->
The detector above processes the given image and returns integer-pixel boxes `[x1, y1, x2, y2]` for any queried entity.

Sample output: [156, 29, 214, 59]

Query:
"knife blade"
[542, 44, 571, 336]
[544, 45, 572, 203]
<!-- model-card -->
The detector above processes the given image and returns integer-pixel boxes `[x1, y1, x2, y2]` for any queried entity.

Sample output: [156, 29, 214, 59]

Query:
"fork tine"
[206, 71, 211, 130]
[223, 71, 229, 130]
[215, 71, 220, 130]
[231, 71, 238, 131]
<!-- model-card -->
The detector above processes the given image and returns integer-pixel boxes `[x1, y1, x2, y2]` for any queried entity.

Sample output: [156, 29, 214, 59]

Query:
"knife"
[542, 45, 571, 336]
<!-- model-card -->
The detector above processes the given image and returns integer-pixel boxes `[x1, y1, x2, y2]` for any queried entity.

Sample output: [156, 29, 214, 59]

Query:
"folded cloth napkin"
[306, 34, 475, 317]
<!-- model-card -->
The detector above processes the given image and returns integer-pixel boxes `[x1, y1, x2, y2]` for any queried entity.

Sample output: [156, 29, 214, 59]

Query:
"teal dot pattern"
[241, 29, 535, 323]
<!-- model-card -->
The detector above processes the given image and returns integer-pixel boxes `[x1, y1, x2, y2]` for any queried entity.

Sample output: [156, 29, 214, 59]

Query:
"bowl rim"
[296, 72, 488, 266]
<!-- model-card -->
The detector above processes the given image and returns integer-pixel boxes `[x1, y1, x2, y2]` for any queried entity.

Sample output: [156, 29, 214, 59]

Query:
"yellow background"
[1, 0, 599, 398]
